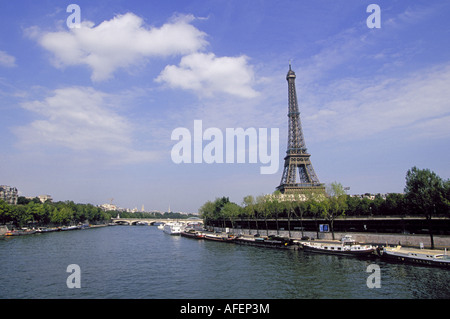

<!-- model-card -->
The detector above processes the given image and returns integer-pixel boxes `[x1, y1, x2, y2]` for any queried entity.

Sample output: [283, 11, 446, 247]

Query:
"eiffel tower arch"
[277, 64, 325, 195]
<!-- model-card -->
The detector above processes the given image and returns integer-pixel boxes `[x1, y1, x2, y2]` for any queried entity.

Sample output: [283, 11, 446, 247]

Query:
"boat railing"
[434, 254, 450, 260]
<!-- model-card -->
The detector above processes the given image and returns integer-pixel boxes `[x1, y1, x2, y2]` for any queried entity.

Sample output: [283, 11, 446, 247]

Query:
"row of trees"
[199, 167, 450, 244]
[0, 199, 111, 227]
[199, 183, 352, 239]
[0, 197, 199, 228]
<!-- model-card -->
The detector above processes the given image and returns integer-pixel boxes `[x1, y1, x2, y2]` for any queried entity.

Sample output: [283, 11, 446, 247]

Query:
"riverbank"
[213, 226, 450, 250]
[4, 221, 449, 250]
[0, 223, 109, 236]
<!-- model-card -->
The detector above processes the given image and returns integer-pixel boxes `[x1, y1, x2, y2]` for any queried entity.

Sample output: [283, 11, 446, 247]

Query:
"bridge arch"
[114, 220, 130, 225]
[111, 218, 203, 227]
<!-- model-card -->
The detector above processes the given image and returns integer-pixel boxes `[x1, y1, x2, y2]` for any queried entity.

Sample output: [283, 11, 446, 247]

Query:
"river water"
[1, 225, 449, 299]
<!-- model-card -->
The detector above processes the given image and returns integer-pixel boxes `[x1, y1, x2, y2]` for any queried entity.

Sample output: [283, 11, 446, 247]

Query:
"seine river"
[1, 225, 449, 300]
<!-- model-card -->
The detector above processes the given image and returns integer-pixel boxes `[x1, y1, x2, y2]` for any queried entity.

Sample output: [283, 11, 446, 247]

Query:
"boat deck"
[385, 246, 448, 256]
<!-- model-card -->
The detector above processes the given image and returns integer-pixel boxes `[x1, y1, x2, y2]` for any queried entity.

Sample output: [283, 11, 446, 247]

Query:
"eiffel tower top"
[287, 61, 296, 79]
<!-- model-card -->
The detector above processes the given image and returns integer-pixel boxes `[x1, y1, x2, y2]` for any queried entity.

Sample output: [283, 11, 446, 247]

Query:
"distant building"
[0, 185, 18, 205]
[99, 203, 117, 211]
[38, 195, 53, 203]
[25, 195, 53, 203]
[350, 193, 392, 200]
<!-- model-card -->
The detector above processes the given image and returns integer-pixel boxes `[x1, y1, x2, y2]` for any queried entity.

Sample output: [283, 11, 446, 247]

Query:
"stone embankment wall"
[218, 227, 450, 249]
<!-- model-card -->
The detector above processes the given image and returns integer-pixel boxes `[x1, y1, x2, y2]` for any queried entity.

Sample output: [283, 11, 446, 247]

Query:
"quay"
[219, 226, 450, 250]
[0, 223, 109, 236]
[188, 227, 450, 268]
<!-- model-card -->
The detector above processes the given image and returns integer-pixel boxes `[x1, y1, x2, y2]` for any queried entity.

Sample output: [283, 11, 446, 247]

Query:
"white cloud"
[27, 11, 261, 98]
[0, 50, 16, 67]
[156, 52, 259, 98]
[384, 5, 438, 28]
[304, 63, 450, 142]
[14, 86, 160, 164]
[28, 13, 207, 81]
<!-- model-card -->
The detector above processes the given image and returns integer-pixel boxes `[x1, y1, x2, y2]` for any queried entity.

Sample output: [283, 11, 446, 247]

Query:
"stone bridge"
[110, 218, 202, 226]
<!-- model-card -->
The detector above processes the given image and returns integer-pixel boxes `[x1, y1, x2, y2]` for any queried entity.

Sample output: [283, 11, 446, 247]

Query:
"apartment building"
[0, 185, 18, 205]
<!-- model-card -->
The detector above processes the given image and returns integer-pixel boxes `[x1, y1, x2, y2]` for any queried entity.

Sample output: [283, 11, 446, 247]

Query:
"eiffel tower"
[277, 64, 324, 194]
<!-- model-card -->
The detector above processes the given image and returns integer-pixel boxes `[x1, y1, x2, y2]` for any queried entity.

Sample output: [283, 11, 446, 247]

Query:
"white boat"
[381, 246, 450, 268]
[163, 222, 184, 235]
[203, 232, 236, 242]
[157, 223, 165, 230]
[60, 225, 80, 231]
[302, 235, 376, 257]
[36, 227, 59, 233]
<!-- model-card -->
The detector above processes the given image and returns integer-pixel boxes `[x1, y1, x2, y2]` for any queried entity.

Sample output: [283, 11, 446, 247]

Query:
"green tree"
[384, 193, 406, 216]
[316, 197, 331, 237]
[199, 197, 230, 229]
[404, 167, 449, 248]
[10, 205, 31, 228]
[199, 200, 216, 226]
[371, 194, 385, 216]
[268, 192, 283, 235]
[345, 195, 360, 216]
[26, 202, 46, 225]
[445, 179, 450, 216]
[242, 195, 257, 234]
[221, 202, 241, 231]
[324, 182, 347, 240]
[281, 199, 296, 238]
[214, 197, 230, 230]
[0, 200, 12, 225]
[292, 193, 307, 238]
[256, 195, 271, 236]
[50, 206, 74, 225]
[304, 191, 323, 238]
[358, 197, 372, 216]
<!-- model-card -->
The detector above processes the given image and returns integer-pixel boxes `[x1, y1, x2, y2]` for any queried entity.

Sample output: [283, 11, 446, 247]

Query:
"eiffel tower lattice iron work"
[277, 64, 324, 194]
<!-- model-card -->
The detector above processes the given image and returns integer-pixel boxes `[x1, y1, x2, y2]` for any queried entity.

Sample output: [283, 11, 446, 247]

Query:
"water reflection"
[0, 226, 449, 299]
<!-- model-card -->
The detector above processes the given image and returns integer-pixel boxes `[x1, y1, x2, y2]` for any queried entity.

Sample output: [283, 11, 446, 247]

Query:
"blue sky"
[0, 0, 449, 213]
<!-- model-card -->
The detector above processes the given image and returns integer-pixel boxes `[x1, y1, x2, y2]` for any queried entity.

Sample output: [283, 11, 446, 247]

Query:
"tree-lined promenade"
[0, 199, 110, 227]
[0, 198, 196, 229]
[200, 167, 450, 248]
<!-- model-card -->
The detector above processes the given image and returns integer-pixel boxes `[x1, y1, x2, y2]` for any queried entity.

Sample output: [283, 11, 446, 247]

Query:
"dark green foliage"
[0, 199, 111, 227]
[199, 167, 450, 226]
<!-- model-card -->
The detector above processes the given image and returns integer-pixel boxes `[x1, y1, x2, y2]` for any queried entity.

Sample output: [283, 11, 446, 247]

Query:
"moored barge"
[235, 234, 296, 249]
[181, 229, 206, 239]
[381, 246, 450, 269]
[5, 228, 36, 236]
[203, 232, 235, 242]
[301, 235, 376, 257]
